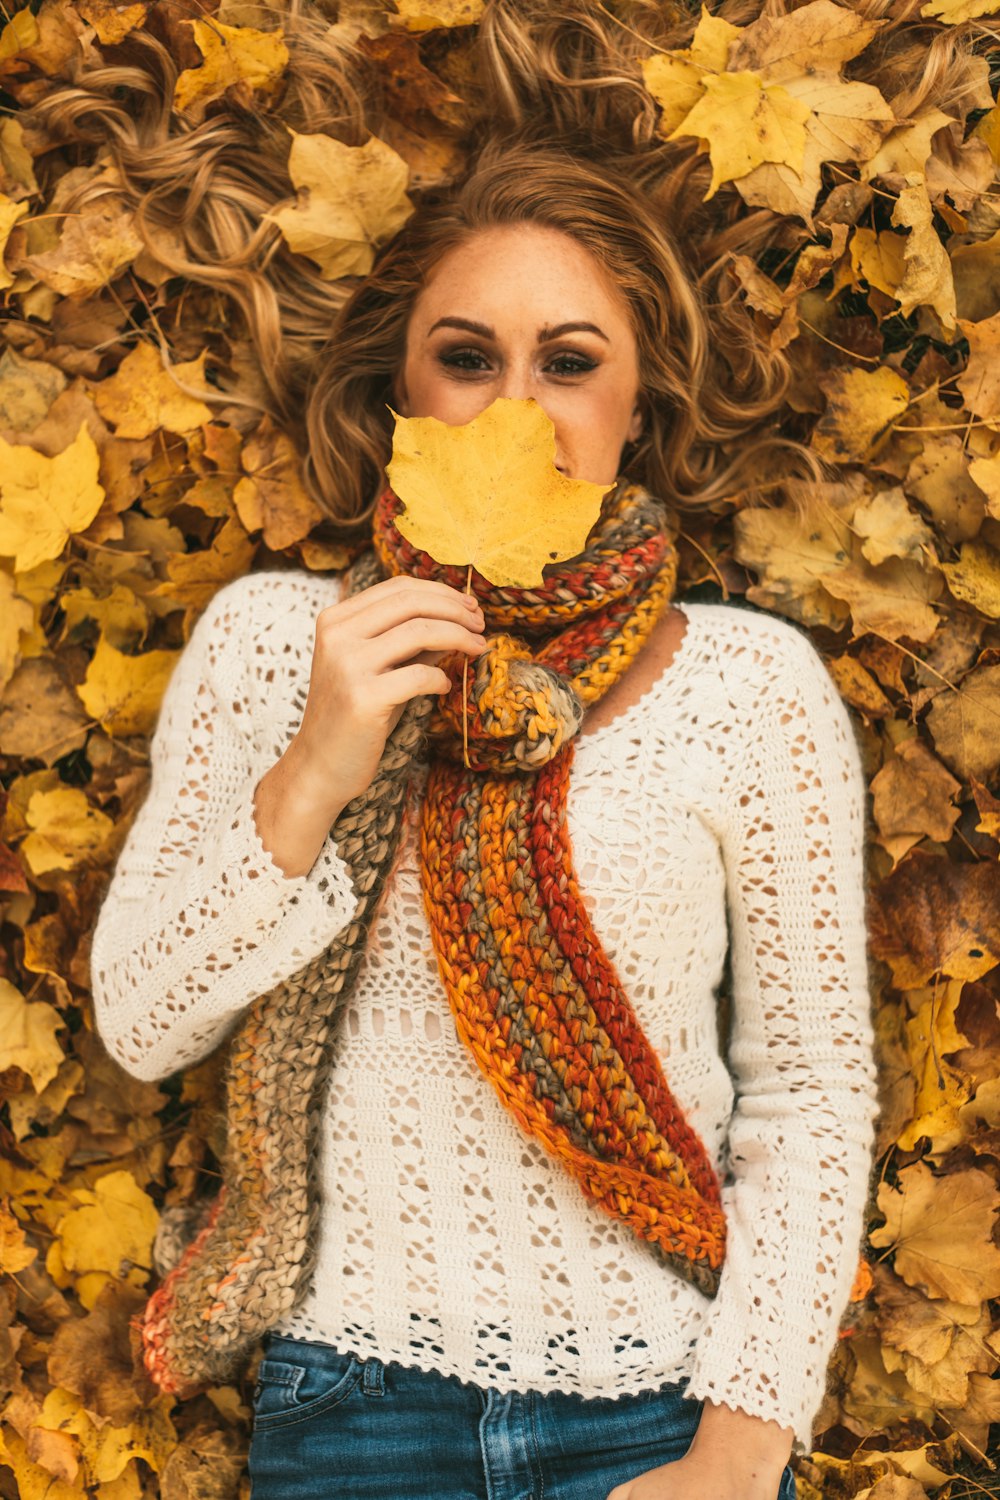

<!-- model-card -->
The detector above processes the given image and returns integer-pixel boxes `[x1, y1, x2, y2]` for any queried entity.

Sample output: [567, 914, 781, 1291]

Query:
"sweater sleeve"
[88, 572, 359, 1084]
[684, 616, 879, 1451]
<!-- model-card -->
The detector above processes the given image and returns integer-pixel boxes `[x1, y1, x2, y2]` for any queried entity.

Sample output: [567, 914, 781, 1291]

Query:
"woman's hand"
[606, 1398, 794, 1500]
[605, 1449, 784, 1499]
[253, 574, 486, 878]
[291, 573, 487, 811]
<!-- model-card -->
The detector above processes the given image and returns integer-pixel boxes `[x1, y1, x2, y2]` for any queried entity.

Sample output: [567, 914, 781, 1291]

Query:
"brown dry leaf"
[24, 199, 143, 299]
[173, 19, 289, 123]
[47, 1281, 155, 1426]
[0, 1194, 37, 1272]
[731, 478, 860, 630]
[956, 311, 1000, 423]
[150, 514, 254, 612]
[93, 343, 214, 441]
[264, 130, 413, 280]
[388, 396, 614, 587]
[869, 1160, 1000, 1302]
[871, 736, 961, 854]
[827, 654, 892, 718]
[233, 415, 325, 549]
[0, 655, 89, 765]
[842, 1332, 937, 1433]
[926, 662, 1000, 782]
[76, 637, 181, 738]
[873, 1261, 981, 1368]
[820, 555, 943, 645]
[868, 849, 1000, 987]
[889, 182, 957, 332]
[0, 420, 104, 571]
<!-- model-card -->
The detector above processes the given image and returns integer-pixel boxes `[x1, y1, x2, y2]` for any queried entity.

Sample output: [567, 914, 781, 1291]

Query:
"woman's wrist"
[688, 1397, 794, 1472]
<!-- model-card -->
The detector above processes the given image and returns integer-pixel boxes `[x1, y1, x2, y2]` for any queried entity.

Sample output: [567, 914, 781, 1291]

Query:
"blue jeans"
[249, 1332, 798, 1500]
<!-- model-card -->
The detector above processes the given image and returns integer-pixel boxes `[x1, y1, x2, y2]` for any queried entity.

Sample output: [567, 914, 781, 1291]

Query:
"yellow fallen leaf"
[234, 415, 324, 548]
[93, 342, 214, 440]
[0, 1428, 86, 1500]
[642, 7, 742, 137]
[973, 102, 1000, 165]
[861, 107, 956, 184]
[732, 478, 859, 631]
[77, 0, 147, 45]
[890, 181, 956, 332]
[37, 1388, 177, 1484]
[0, 977, 64, 1092]
[853, 486, 934, 567]
[264, 130, 413, 280]
[0, 571, 35, 693]
[921, 0, 999, 18]
[870, 1161, 1000, 1303]
[969, 453, 1000, 517]
[50, 1170, 158, 1308]
[0, 421, 104, 572]
[0, 191, 28, 291]
[387, 396, 614, 588]
[173, 19, 289, 121]
[668, 71, 810, 198]
[821, 555, 943, 644]
[22, 786, 116, 875]
[941, 539, 1000, 617]
[77, 636, 180, 738]
[849, 226, 908, 301]
[392, 0, 484, 26]
[0, 1194, 37, 1272]
[812, 365, 910, 462]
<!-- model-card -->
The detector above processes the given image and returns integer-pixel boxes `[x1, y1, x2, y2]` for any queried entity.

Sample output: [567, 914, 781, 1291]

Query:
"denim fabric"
[249, 1332, 798, 1500]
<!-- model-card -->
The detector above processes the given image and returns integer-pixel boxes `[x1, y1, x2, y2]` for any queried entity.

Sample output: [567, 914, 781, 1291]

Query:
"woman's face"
[392, 223, 644, 486]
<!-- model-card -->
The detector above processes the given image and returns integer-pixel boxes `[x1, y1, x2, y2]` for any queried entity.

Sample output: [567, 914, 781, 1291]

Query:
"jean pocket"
[252, 1348, 363, 1430]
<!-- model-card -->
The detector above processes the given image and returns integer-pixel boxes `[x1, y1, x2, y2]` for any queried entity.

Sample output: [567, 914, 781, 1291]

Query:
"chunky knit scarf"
[137, 476, 726, 1397]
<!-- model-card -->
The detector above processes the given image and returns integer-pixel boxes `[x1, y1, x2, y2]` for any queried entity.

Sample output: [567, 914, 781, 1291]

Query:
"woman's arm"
[684, 617, 879, 1452]
[88, 572, 359, 1084]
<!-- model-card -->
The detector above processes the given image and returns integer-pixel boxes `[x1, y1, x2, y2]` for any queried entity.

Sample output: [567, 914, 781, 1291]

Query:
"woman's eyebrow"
[427, 316, 610, 343]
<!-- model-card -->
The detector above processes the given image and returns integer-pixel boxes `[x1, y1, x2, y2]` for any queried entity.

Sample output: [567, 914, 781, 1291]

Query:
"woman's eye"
[437, 350, 597, 376]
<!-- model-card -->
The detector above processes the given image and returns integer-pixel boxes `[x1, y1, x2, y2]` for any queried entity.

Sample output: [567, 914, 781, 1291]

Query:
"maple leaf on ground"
[869, 1161, 1000, 1303]
[173, 19, 289, 123]
[0, 421, 104, 572]
[387, 396, 614, 588]
[92, 342, 214, 441]
[264, 130, 414, 280]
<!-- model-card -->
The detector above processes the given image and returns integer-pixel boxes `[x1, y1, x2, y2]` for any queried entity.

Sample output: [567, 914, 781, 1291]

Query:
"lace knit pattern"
[88, 568, 880, 1451]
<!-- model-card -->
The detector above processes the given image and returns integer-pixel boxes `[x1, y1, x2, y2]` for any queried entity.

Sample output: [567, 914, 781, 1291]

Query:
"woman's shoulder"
[678, 598, 841, 723]
[681, 598, 832, 682]
[201, 565, 344, 630]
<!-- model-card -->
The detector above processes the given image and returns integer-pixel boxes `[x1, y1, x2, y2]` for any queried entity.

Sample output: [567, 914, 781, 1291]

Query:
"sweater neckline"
[576, 603, 700, 746]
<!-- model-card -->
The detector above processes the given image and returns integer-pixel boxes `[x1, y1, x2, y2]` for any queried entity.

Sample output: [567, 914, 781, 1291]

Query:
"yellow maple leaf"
[0, 422, 104, 573]
[392, 0, 484, 27]
[387, 396, 614, 588]
[93, 342, 214, 440]
[22, 787, 116, 875]
[173, 19, 289, 122]
[870, 1161, 1000, 1303]
[921, 0, 999, 19]
[77, 637, 180, 738]
[37, 1388, 176, 1485]
[264, 130, 413, 280]
[0, 978, 64, 1093]
[48, 1170, 158, 1311]
[667, 71, 811, 199]
[642, 7, 741, 137]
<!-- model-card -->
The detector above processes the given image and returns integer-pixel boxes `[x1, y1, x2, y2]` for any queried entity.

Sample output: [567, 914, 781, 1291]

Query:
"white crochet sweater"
[89, 567, 879, 1451]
